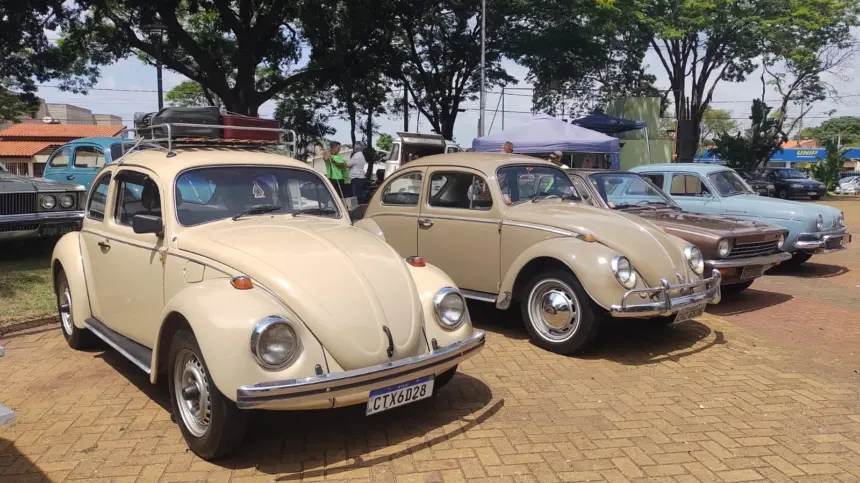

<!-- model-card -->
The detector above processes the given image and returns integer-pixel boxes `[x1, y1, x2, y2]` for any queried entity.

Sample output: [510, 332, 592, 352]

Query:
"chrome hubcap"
[527, 279, 581, 342]
[60, 285, 73, 335]
[173, 349, 211, 438]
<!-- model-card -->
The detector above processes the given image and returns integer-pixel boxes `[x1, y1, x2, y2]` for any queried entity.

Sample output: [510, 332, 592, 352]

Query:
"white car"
[836, 177, 860, 194]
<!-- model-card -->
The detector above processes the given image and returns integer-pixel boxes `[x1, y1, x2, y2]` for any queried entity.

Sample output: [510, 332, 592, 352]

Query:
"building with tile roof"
[0, 123, 125, 177]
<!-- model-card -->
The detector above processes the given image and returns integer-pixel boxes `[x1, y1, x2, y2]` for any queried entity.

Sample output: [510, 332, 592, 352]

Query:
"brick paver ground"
[2, 200, 860, 482]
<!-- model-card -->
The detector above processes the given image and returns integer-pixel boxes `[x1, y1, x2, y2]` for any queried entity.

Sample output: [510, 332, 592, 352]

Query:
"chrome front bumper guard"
[707, 251, 792, 269]
[236, 330, 485, 410]
[609, 270, 721, 318]
[793, 228, 851, 253]
[0, 211, 85, 224]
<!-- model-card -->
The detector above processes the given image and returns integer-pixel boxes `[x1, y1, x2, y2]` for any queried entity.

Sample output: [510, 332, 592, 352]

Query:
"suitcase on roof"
[147, 107, 223, 138]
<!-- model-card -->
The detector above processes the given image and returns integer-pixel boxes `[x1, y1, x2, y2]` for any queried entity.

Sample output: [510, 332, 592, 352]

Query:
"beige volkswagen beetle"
[355, 153, 721, 355]
[51, 147, 485, 460]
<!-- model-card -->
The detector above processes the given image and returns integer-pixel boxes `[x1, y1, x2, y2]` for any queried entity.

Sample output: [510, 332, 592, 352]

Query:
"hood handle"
[382, 326, 394, 359]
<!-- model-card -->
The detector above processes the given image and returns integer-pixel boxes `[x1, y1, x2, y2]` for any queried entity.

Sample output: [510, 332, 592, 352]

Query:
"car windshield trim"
[587, 172, 680, 209]
[708, 170, 754, 197]
[495, 163, 580, 205]
[173, 164, 342, 227]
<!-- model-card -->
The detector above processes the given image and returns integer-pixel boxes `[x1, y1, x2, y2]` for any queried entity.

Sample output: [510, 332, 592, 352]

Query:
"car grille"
[0, 193, 37, 215]
[728, 240, 779, 259]
[0, 224, 39, 233]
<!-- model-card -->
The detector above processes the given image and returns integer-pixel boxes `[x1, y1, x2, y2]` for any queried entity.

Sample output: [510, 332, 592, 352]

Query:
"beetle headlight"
[610, 255, 637, 289]
[59, 194, 75, 209]
[251, 316, 301, 370]
[777, 233, 785, 249]
[434, 287, 466, 330]
[717, 239, 732, 258]
[816, 214, 824, 231]
[40, 195, 56, 210]
[685, 245, 705, 275]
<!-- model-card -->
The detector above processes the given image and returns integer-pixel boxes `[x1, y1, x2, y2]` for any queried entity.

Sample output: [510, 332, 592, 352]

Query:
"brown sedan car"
[567, 169, 791, 294]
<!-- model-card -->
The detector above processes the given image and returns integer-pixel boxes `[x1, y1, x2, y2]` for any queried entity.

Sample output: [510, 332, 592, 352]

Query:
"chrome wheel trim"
[173, 348, 212, 438]
[59, 284, 73, 336]
[526, 279, 581, 343]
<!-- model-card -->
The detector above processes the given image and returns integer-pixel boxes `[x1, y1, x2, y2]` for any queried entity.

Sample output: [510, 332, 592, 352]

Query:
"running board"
[460, 289, 497, 303]
[83, 318, 153, 374]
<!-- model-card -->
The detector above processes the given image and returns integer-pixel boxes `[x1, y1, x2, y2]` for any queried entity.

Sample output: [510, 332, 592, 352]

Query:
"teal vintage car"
[629, 163, 851, 266]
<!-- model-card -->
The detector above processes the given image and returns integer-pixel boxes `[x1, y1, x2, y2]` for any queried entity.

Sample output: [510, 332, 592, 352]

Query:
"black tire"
[433, 365, 457, 394]
[56, 270, 95, 350]
[721, 280, 754, 295]
[784, 252, 813, 267]
[778, 188, 789, 199]
[167, 329, 247, 460]
[519, 269, 602, 355]
[646, 316, 676, 327]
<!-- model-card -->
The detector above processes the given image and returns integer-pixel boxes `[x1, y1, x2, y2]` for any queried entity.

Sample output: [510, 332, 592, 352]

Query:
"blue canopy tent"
[471, 114, 622, 168]
[572, 112, 651, 163]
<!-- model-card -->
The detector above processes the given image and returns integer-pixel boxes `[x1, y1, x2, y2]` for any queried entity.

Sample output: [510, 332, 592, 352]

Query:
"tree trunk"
[439, 111, 456, 140]
[364, 110, 375, 178]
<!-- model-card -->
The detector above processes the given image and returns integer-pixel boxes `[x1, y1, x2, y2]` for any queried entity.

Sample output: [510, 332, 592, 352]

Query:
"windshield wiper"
[291, 207, 339, 217]
[232, 204, 282, 220]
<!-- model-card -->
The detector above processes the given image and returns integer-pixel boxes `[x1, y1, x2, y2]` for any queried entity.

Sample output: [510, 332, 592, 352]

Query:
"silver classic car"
[0, 164, 86, 241]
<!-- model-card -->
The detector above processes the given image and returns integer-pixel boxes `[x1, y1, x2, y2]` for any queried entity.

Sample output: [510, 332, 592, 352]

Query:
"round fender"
[51, 232, 91, 329]
[151, 279, 327, 402]
[353, 218, 386, 241]
[405, 263, 475, 348]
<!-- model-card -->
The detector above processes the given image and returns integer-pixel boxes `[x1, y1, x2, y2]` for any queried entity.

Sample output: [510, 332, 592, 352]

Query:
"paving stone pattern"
[1, 201, 860, 482]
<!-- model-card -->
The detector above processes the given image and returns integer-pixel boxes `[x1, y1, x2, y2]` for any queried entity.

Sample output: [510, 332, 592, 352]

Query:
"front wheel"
[520, 270, 601, 355]
[56, 270, 95, 350]
[433, 365, 457, 395]
[168, 330, 247, 460]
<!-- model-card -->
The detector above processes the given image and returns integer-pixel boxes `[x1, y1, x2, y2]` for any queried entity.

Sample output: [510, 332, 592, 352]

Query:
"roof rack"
[125, 123, 298, 158]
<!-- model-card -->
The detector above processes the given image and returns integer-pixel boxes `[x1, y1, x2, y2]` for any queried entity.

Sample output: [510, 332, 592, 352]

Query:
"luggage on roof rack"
[135, 107, 223, 138]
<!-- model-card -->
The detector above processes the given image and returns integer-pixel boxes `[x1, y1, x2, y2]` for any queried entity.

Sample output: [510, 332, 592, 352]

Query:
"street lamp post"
[143, 23, 167, 110]
[478, 0, 486, 138]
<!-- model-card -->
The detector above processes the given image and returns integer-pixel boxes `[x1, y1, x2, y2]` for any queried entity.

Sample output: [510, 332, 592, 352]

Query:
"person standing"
[501, 141, 514, 153]
[348, 142, 368, 202]
[549, 151, 571, 169]
[323, 141, 351, 198]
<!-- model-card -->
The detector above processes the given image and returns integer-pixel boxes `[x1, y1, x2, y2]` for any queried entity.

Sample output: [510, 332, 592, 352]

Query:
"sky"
[33, 27, 860, 149]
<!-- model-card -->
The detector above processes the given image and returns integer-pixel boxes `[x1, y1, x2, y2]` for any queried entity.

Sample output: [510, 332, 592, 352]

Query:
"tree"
[273, 83, 335, 161]
[700, 107, 737, 145]
[64, 0, 324, 116]
[800, 116, 860, 146]
[376, 133, 394, 151]
[391, 0, 516, 139]
[1, 0, 96, 122]
[627, 0, 858, 162]
[710, 99, 786, 171]
[809, 140, 846, 190]
[165, 81, 219, 107]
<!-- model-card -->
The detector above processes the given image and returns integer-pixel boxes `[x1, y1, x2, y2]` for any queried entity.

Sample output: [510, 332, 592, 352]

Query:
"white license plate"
[741, 264, 764, 280]
[366, 375, 434, 415]
[674, 303, 706, 323]
[41, 224, 77, 236]
[808, 192, 818, 196]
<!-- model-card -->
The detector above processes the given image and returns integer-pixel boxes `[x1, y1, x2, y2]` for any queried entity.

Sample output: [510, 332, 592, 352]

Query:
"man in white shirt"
[348, 142, 368, 201]
[549, 151, 571, 169]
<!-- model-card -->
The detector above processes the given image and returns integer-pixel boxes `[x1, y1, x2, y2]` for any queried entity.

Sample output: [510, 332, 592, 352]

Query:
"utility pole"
[478, 0, 486, 137]
[501, 86, 505, 130]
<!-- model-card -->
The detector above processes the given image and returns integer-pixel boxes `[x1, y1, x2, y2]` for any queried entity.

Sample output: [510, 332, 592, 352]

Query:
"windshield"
[588, 172, 677, 209]
[175, 166, 340, 226]
[709, 170, 753, 196]
[777, 168, 807, 179]
[496, 164, 579, 204]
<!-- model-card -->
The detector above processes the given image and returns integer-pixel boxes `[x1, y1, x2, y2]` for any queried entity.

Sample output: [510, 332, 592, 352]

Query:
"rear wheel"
[168, 329, 247, 460]
[56, 270, 95, 350]
[520, 270, 601, 355]
[722, 280, 754, 295]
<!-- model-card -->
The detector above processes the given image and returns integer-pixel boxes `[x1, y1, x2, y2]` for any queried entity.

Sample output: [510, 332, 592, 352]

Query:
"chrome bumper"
[609, 270, 722, 318]
[236, 330, 486, 410]
[793, 228, 851, 253]
[0, 211, 85, 224]
[707, 251, 792, 269]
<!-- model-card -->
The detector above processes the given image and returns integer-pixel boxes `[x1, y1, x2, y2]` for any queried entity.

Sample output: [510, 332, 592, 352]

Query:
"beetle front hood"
[177, 218, 425, 370]
[508, 202, 695, 284]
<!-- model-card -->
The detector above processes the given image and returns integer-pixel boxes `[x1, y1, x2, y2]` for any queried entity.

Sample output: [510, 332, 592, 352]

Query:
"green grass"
[0, 240, 56, 326]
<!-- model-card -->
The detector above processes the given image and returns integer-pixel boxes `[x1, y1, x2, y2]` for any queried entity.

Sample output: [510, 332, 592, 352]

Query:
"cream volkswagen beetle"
[354, 153, 721, 355]
[51, 147, 485, 460]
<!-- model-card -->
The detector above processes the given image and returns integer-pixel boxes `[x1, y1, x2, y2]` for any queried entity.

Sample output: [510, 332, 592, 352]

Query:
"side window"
[48, 147, 71, 168]
[670, 174, 711, 197]
[387, 144, 401, 162]
[569, 177, 594, 205]
[381, 171, 422, 206]
[74, 146, 105, 168]
[114, 171, 161, 226]
[428, 172, 492, 210]
[87, 174, 111, 221]
[642, 173, 664, 189]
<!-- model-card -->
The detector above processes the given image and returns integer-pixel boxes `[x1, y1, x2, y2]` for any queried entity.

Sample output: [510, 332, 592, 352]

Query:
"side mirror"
[132, 214, 163, 237]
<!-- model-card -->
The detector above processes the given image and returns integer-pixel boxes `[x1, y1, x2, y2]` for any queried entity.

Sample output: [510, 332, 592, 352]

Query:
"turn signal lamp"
[406, 256, 426, 267]
[231, 276, 254, 290]
[582, 234, 596, 242]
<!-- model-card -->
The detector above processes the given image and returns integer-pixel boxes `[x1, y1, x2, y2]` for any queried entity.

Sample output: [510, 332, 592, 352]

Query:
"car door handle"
[418, 218, 434, 228]
[66, 175, 75, 180]
[97, 240, 111, 250]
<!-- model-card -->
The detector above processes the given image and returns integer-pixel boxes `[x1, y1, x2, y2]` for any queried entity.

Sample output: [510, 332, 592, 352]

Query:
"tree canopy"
[165, 80, 219, 107]
[799, 116, 860, 146]
[710, 99, 787, 171]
